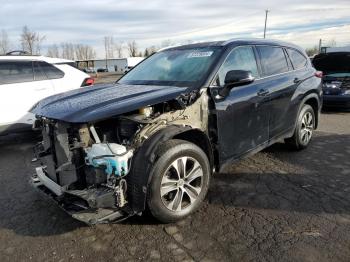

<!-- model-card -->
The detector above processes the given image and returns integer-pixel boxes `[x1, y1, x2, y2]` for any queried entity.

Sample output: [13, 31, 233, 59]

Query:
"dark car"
[313, 52, 350, 108]
[31, 39, 322, 224]
[97, 68, 108, 73]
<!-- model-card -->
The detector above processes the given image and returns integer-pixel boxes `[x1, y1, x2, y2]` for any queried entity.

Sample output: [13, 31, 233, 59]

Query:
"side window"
[33, 61, 48, 81]
[0, 61, 34, 84]
[215, 46, 259, 86]
[38, 61, 64, 79]
[257, 46, 289, 76]
[287, 49, 307, 70]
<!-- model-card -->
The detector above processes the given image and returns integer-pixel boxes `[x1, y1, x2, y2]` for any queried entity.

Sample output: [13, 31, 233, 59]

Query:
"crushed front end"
[31, 88, 210, 225]
[32, 120, 136, 224]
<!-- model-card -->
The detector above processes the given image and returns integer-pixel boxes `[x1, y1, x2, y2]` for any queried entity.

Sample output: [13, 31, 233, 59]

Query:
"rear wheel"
[147, 139, 210, 223]
[285, 104, 315, 150]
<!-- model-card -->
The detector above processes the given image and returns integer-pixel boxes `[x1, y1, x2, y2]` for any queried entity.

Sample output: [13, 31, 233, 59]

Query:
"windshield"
[118, 47, 222, 87]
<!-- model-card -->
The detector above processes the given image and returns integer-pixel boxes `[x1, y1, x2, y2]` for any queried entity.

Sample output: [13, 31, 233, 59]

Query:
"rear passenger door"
[34, 61, 65, 93]
[256, 46, 297, 139]
[0, 60, 54, 126]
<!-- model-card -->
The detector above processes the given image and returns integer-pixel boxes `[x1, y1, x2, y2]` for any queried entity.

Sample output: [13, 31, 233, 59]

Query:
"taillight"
[81, 77, 95, 87]
[314, 71, 323, 78]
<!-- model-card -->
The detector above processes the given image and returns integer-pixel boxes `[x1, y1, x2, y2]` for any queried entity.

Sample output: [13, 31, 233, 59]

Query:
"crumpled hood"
[31, 83, 188, 123]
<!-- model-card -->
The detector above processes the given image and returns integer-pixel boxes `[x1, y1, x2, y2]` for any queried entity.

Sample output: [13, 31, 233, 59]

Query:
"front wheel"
[147, 139, 211, 223]
[285, 104, 315, 150]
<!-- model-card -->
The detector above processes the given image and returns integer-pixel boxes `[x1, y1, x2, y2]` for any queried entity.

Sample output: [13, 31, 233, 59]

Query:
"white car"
[0, 55, 94, 134]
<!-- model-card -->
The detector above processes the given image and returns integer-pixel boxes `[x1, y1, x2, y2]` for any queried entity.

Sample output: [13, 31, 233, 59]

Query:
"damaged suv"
[31, 39, 322, 224]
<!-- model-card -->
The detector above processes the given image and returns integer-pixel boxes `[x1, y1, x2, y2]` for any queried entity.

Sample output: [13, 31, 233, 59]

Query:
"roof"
[0, 55, 74, 64]
[162, 38, 303, 52]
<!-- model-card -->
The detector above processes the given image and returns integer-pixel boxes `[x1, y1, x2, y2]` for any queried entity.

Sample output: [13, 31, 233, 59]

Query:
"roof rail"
[5, 50, 33, 56]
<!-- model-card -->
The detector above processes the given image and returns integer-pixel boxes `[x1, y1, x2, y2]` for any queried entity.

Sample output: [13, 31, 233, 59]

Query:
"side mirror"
[218, 70, 255, 97]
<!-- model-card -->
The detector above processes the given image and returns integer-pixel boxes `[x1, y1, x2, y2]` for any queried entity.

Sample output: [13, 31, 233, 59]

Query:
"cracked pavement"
[0, 111, 349, 262]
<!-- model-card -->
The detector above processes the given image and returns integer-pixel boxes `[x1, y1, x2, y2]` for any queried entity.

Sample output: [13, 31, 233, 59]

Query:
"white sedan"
[0, 55, 94, 134]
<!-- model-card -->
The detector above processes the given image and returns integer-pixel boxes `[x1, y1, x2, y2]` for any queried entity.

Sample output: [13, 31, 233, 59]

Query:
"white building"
[321, 46, 350, 53]
[77, 57, 144, 73]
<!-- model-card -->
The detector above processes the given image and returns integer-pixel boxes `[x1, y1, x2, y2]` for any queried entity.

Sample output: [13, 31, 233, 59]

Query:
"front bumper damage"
[31, 166, 132, 225]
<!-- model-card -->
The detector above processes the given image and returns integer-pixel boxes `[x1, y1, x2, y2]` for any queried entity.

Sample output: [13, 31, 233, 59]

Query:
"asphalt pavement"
[0, 111, 349, 262]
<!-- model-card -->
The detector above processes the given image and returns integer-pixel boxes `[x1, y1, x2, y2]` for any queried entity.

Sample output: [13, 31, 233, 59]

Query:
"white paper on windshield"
[187, 51, 213, 58]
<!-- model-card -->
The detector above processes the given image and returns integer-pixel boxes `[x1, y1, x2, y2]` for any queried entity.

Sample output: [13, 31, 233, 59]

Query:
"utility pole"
[264, 10, 269, 39]
[318, 39, 322, 53]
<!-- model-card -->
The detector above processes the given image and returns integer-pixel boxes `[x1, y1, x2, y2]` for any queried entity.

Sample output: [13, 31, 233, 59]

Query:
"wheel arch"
[127, 125, 214, 213]
[301, 93, 321, 129]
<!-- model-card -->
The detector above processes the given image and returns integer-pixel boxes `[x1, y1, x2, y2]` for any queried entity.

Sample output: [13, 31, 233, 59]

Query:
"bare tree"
[20, 25, 45, 55]
[127, 40, 138, 57]
[104, 36, 114, 59]
[0, 29, 11, 54]
[75, 44, 96, 60]
[61, 42, 75, 60]
[114, 41, 124, 58]
[144, 45, 157, 57]
[305, 46, 319, 57]
[161, 39, 174, 48]
[328, 39, 337, 47]
[46, 44, 60, 57]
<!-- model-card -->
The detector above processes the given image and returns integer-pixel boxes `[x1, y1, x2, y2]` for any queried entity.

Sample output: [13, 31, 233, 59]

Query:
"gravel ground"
[0, 112, 349, 262]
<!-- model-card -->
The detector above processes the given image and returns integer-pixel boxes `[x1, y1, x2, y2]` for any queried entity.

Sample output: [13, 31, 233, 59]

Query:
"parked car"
[0, 55, 94, 134]
[83, 67, 96, 74]
[31, 39, 322, 224]
[97, 68, 108, 73]
[313, 52, 350, 108]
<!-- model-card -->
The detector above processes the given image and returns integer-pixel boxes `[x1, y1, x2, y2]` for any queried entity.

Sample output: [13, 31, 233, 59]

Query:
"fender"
[293, 92, 321, 131]
[127, 125, 192, 213]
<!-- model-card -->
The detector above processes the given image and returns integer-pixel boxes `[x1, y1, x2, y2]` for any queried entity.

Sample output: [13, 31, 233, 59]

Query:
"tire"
[147, 139, 211, 223]
[285, 104, 315, 150]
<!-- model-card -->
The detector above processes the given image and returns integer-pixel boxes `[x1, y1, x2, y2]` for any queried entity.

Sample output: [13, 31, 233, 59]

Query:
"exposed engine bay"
[32, 89, 211, 224]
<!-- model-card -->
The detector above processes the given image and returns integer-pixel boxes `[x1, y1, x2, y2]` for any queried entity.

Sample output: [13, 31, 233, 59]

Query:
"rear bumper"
[31, 166, 130, 224]
[323, 95, 350, 108]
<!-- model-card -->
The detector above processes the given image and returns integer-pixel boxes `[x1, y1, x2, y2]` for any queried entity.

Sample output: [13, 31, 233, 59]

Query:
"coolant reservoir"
[85, 143, 133, 177]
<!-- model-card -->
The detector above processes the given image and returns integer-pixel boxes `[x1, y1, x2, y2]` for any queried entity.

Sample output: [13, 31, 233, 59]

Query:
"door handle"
[257, 89, 269, 97]
[294, 78, 301, 84]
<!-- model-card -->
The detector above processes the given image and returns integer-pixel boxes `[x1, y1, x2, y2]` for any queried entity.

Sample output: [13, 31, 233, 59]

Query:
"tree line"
[0, 26, 159, 60]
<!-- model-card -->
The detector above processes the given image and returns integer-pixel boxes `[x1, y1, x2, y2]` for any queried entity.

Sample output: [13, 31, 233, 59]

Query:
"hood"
[32, 83, 188, 123]
[313, 52, 350, 75]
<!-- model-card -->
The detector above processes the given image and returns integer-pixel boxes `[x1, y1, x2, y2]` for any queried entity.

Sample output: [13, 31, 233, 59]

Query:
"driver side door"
[210, 45, 270, 165]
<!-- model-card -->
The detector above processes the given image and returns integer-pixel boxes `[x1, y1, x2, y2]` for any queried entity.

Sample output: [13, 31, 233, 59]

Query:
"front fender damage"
[31, 89, 211, 224]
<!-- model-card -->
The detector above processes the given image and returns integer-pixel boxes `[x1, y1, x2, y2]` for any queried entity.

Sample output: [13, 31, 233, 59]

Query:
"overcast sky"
[1, 0, 350, 57]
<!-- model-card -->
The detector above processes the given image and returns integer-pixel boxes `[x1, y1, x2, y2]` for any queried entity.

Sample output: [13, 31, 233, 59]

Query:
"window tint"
[257, 46, 289, 76]
[33, 61, 48, 81]
[39, 61, 64, 79]
[0, 61, 33, 84]
[287, 49, 307, 69]
[215, 46, 259, 86]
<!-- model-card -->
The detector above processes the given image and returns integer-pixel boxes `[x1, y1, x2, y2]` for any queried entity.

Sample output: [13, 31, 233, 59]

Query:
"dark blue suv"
[31, 39, 322, 224]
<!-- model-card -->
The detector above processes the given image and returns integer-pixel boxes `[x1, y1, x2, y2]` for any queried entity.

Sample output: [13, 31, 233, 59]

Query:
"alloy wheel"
[300, 111, 313, 144]
[160, 156, 203, 212]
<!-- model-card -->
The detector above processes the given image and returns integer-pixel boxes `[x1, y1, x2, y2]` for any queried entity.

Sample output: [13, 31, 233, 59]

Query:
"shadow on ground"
[210, 133, 350, 215]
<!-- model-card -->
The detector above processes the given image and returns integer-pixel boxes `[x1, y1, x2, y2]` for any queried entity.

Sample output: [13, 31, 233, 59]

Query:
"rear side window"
[287, 49, 307, 70]
[37, 61, 64, 79]
[215, 46, 259, 86]
[0, 61, 34, 84]
[257, 46, 289, 76]
[33, 61, 48, 81]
